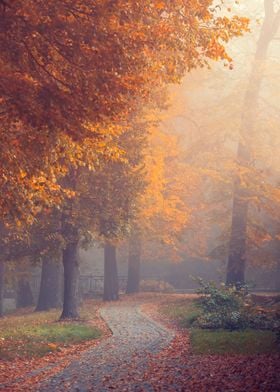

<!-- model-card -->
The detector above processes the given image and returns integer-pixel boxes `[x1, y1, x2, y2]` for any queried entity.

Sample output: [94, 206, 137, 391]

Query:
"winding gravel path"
[39, 301, 174, 391]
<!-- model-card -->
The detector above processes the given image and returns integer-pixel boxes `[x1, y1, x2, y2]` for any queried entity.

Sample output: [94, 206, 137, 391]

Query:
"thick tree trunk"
[276, 265, 280, 291]
[103, 244, 119, 301]
[0, 259, 4, 317]
[226, 0, 279, 285]
[17, 278, 33, 308]
[35, 257, 62, 311]
[276, 250, 280, 291]
[60, 241, 80, 319]
[126, 233, 141, 294]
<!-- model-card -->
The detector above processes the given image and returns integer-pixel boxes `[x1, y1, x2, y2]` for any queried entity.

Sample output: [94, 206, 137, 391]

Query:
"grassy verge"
[0, 301, 102, 360]
[161, 298, 201, 328]
[191, 329, 278, 355]
[160, 297, 279, 355]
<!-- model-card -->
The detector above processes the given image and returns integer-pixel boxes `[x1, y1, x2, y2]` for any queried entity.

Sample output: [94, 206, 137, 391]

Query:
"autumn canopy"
[0, 0, 248, 223]
[0, 0, 252, 319]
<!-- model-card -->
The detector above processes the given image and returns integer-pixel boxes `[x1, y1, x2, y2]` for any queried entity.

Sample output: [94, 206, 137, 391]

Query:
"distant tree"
[97, 127, 146, 301]
[35, 257, 62, 311]
[126, 229, 142, 294]
[16, 277, 33, 308]
[103, 244, 119, 301]
[126, 128, 193, 293]
[157, 1, 280, 288]
[0, 211, 64, 315]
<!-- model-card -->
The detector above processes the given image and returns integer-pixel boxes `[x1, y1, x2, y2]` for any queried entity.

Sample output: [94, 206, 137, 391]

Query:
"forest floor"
[0, 293, 279, 391]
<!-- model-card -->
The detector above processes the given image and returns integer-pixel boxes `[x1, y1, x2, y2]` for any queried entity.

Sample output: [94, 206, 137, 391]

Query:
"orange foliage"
[0, 0, 249, 224]
[133, 127, 201, 261]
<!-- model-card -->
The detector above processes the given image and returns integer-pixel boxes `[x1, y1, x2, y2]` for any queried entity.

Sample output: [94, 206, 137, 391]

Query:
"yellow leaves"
[155, 2, 165, 10]
[19, 169, 27, 179]
[84, 122, 124, 138]
[133, 126, 191, 250]
[247, 225, 273, 248]
[15, 219, 22, 228]
[1, 0, 250, 232]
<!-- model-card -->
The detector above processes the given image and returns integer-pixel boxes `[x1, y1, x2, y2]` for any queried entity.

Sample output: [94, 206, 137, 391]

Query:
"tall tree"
[0, 0, 249, 316]
[61, 238, 80, 319]
[60, 172, 81, 319]
[77, 123, 148, 302]
[226, 0, 280, 285]
[126, 128, 193, 293]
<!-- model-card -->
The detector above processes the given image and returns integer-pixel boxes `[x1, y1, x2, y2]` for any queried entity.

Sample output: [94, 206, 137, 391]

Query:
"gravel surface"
[39, 301, 174, 391]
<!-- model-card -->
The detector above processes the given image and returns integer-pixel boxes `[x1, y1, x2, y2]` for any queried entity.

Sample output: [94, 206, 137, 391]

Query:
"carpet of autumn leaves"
[142, 296, 280, 392]
[143, 331, 280, 392]
[1, 294, 280, 391]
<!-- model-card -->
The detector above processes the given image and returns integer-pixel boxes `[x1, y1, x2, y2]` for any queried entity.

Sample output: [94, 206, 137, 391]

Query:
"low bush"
[159, 296, 279, 355]
[193, 279, 280, 331]
[247, 307, 280, 330]
[194, 279, 249, 330]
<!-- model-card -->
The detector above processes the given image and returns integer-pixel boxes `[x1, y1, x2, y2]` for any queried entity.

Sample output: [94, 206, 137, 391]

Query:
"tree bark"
[16, 278, 33, 308]
[103, 244, 119, 301]
[275, 241, 280, 291]
[226, 0, 280, 285]
[35, 257, 62, 311]
[275, 261, 280, 291]
[126, 233, 141, 294]
[0, 259, 4, 317]
[226, 180, 248, 285]
[60, 241, 80, 319]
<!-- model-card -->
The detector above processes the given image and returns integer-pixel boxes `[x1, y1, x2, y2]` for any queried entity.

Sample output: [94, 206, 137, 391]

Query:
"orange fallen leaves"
[0, 302, 111, 391]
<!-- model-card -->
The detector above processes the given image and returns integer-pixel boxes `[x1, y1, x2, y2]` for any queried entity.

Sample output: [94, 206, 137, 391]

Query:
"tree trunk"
[126, 233, 141, 294]
[103, 244, 119, 301]
[35, 257, 62, 311]
[17, 278, 33, 308]
[226, 0, 280, 285]
[60, 241, 80, 319]
[0, 259, 4, 317]
[226, 181, 248, 285]
[276, 245, 280, 291]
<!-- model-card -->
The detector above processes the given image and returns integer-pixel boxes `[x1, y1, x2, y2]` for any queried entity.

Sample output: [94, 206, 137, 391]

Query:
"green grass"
[161, 298, 201, 328]
[191, 329, 279, 355]
[160, 298, 279, 355]
[0, 301, 102, 360]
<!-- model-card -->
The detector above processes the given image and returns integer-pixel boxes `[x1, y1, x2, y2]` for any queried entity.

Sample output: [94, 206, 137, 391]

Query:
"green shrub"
[194, 279, 250, 330]
[247, 308, 280, 330]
